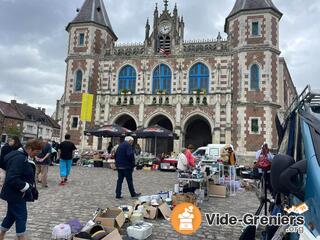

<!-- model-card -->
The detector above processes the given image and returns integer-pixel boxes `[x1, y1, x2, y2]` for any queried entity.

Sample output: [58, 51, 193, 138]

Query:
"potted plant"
[192, 89, 198, 94]
[156, 89, 162, 95]
[162, 89, 167, 95]
[201, 88, 207, 95]
[120, 88, 128, 95]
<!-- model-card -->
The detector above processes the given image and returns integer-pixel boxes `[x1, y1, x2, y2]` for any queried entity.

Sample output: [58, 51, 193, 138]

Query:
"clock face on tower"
[159, 21, 172, 35]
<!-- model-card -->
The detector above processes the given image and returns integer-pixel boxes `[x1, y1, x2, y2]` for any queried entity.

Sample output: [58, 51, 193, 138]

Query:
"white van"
[193, 144, 233, 162]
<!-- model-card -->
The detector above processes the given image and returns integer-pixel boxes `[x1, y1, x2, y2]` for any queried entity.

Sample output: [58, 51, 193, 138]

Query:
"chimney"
[41, 108, 46, 114]
[23, 103, 28, 106]
[11, 100, 17, 104]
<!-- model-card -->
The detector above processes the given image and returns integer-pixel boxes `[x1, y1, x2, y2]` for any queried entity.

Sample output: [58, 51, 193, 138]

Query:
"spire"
[67, 0, 117, 39]
[173, 3, 177, 16]
[164, 0, 168, 11]
[154, 3, 158, 15]
[217, 32, 222, 41]
[145, 18, 150, 40]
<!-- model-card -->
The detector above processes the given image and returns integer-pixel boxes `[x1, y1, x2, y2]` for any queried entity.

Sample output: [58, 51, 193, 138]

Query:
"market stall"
[131, 125, 177, 156]
[82, 124, 132, 168]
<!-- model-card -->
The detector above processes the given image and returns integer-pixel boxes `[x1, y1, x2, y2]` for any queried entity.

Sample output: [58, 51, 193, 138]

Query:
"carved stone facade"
[60, 0, 297, 162]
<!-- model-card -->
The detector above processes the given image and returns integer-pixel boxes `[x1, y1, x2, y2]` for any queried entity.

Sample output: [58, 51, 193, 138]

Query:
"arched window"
[158, 36, 171, 53]
[189, 63, 209, 93]
[250, 64, 260, 90]
[118, 65, 136, 94]
[75, 70, 83, 91]
[153, 64, 171, 94]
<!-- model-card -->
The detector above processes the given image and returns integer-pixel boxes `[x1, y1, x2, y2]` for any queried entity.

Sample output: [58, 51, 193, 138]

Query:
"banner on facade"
[80, 93, 93, 122]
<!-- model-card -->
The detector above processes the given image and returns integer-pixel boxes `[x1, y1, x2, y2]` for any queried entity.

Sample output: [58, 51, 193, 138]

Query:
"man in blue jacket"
[115, 136, 141, 199]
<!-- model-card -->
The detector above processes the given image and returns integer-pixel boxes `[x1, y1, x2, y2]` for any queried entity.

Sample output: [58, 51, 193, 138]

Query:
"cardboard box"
[158, 203, 171, 220]
[94, 208, 125, 229]
[101, 227, 122, 240]
[73, 226, 122, 240]
[208, 184, 227, 198]
[172, 193, 197, 206]
[142, 203, 171, 220]
[143, 205, 157, 219]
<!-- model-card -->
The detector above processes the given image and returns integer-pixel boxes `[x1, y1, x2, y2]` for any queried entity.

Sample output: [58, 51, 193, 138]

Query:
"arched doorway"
[114, 114, 137, 131]
[184, 115, 212, 149]
[147, 115, 174, 155]
[113, 114, 138, 146]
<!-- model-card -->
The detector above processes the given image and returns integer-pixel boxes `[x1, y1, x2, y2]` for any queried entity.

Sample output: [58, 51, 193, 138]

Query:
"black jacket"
[0, 149, 36, 203]
[0, 144, 13, 170]
[115, 142, 135, 169]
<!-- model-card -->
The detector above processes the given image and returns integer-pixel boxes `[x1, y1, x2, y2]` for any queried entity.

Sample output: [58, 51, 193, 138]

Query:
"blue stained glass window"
[75, 70, 82, 91]
[189, 63, 209, 93]
[250, 64, 260, 90]
[118, 65, 136, 93]
[252, 22, 259, 36]
[153, 64, 171, 94]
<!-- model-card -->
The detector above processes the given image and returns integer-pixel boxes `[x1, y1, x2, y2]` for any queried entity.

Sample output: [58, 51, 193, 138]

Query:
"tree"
[6, 125, 23, 139]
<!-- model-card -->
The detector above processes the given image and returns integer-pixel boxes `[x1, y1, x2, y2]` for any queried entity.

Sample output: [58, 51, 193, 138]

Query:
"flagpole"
[81, 121, 86, 153]
[155, 136, 157, 156]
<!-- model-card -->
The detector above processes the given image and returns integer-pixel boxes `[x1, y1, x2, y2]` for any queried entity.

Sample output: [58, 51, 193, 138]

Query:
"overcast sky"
[0, 0, 319, 115]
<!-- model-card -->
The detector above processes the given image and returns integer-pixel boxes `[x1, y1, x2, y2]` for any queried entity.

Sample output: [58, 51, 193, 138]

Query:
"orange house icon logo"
[171, 203, 202, 235]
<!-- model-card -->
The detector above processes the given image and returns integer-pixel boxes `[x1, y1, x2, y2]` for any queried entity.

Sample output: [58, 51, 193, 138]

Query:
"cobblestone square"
[0, 166, 260, 240]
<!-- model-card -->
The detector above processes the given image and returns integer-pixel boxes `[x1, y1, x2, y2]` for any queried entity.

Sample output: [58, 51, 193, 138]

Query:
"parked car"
[270, 85, 320, 240]
[193, 144, 233, 162]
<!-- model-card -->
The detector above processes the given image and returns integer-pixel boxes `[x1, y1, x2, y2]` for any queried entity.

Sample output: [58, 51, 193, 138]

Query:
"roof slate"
[68, 0, 116, 38]
[0, 101, 24, 120]
[227, 0, 282, 19]
[14, 103, 60, 129]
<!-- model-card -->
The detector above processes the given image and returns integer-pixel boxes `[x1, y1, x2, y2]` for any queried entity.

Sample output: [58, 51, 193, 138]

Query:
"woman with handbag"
[255, 143, 274, 195]
[0, 139, 42, 240]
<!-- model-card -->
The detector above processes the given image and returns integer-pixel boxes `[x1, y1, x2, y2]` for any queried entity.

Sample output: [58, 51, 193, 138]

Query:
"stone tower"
[225, 0, 283, 153]
[61, 0, 117, 146]
[144, 1, 184, 55]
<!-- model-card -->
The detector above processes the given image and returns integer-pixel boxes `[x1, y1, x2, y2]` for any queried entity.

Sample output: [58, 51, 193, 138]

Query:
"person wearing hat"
[115, 136, 141, 199]
[184, 145, 195, 168]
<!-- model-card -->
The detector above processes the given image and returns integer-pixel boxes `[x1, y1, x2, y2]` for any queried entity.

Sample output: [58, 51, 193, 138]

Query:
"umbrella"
[85, 124, 131, 137]
[131, 125, 177, 155]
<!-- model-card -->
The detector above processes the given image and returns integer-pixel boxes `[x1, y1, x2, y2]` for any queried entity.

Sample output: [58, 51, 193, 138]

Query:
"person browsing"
[184, 144, 195, 168]
[115, 136, 141, 199]
[0, 139, 42, 240]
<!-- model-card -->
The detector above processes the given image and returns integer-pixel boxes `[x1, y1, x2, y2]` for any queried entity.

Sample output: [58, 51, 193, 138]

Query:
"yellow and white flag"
[80, 93, 93, 122]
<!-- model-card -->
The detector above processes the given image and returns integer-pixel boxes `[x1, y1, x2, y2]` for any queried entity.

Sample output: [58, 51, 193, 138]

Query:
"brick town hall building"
[60, 0, 297, 161]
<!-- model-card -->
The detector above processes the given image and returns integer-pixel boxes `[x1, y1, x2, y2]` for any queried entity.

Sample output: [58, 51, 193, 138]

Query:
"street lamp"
[36, 120, 41, 139]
